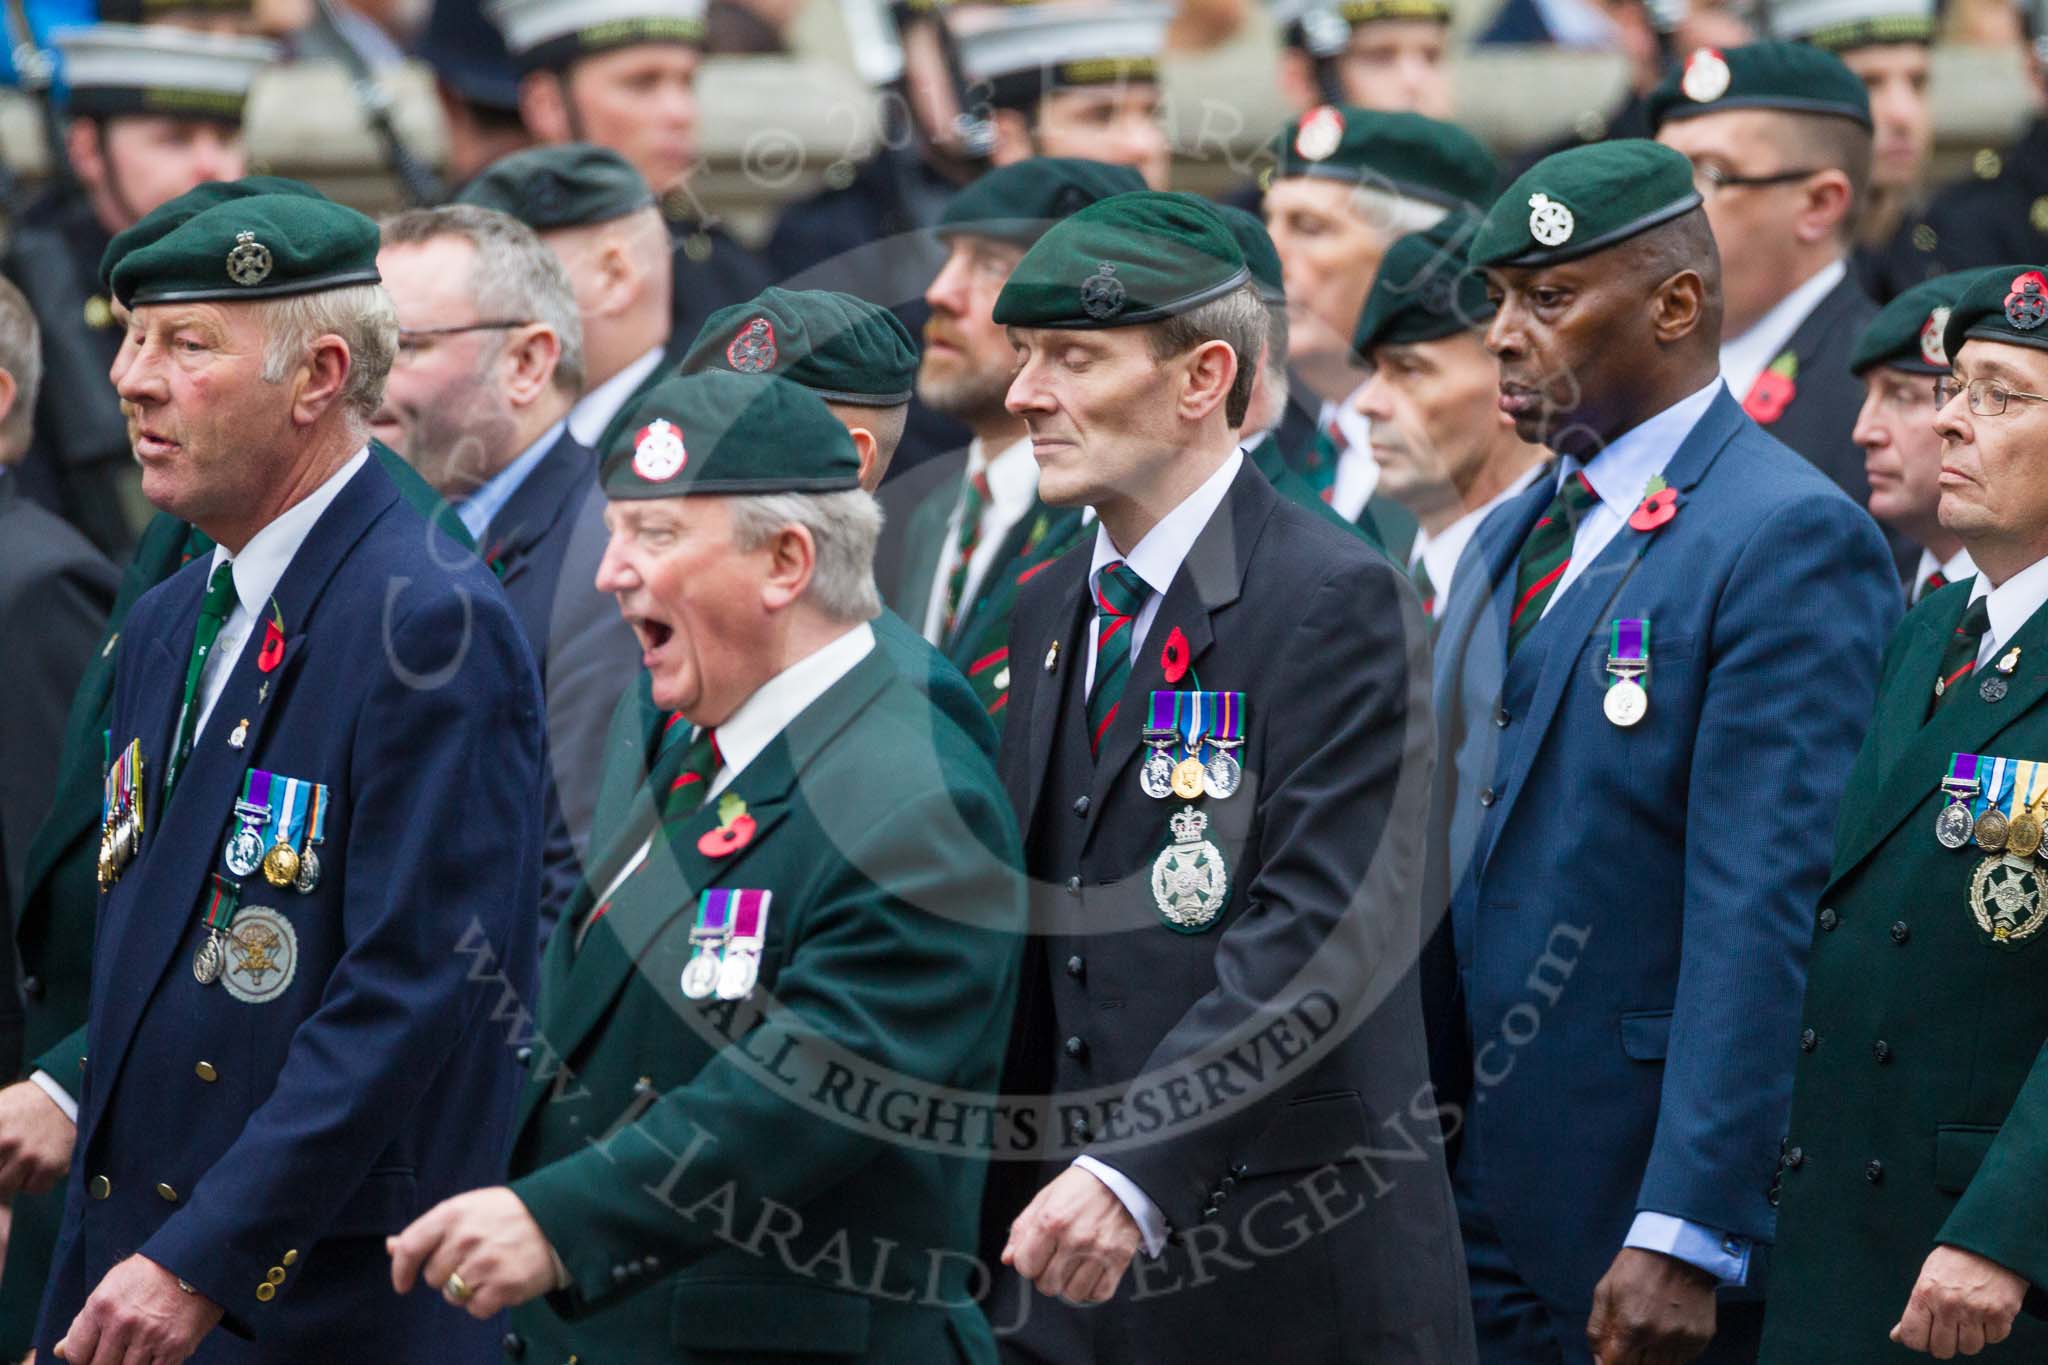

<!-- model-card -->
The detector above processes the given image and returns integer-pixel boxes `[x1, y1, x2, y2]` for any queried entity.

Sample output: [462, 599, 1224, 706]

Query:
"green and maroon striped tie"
[652, 714, 722, 821]
[1086, 560, 1151, 757]
[1932, 597, 1992, 714]
[1506, 471, 1600, 658]
[941, 468, 992, 641]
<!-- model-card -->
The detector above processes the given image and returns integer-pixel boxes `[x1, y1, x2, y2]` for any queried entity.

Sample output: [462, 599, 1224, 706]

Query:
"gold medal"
[1170, 757, 1206, 800]
[261, 840, 301, 888]
[1977, 808, 2010, 852]
[2010, 812, 2045, 861]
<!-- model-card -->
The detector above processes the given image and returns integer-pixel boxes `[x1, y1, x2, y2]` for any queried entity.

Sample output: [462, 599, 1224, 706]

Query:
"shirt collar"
[1089, 449, 1245, 599]
[1720, 257, 1847, 399]
[1968, 553, 2048, 654]
[711, 621, 877, 785]
[568, 345, 665, 448]
[974, 433, 1039, 516]
[210, 446, 370, 620]
[457, 419, 567, 541]
[1563, 379, 1723, 516]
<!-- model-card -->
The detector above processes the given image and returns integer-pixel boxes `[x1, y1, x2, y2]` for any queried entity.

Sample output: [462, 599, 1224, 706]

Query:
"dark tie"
[1412, 556, 1437, 618]
[1306, 421, 1340, 499]
[1086, 560, 1151, 757]
[941, 468, 992, 641]
[1917, 569, 1948, 604]
[653, 718, 722, 822]
[1932, 597, 1993, 714]
[1507, 472, 1601, 657]
[164, 561, 240, 803]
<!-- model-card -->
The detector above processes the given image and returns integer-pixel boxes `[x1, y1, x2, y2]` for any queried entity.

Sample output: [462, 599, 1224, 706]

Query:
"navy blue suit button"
[1479, 787, 1498, 807]
[1231, 1161, 1248, 1177]
[1066, 876, 1082, 896]
[1891, 921, 1910, 944]
[1201, 1204, 1219, 1220]
[1873, 1040, 1892, 1063]
[21, 975, 42, 1000]
[1494, 707, 1511, 728]
[1783, 1146, 1804, 1170]
[501, 1332, 524, 1358]
[1064, 1036, 1087, 1060]
[1800, 1028, 1817, 1052]
[1065, 955, 1085, 980]
[611, 1264, 628, 1283]
[1865, 1159, 1884, 1183]
[1073, 796, 1090, 817]
[515, 1045, 534, 1067]
[1818, 907, 1839, 931]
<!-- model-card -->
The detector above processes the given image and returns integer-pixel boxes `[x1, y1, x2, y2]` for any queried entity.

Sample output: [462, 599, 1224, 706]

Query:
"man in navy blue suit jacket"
[4, 191, 543, 1363]
[1426, 142, 1901, 1363]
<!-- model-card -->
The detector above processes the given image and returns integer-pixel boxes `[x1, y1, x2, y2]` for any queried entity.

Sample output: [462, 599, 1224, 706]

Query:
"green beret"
[1269, 106, 1495, 209]
[1648, 42, 1872, 130]
[1354, 212, 1492, 354]
[992, 191, 1250, 330]
[1468, 139, 1703, 270]
[1851, 271, 1976, 376]
[1769, 0, 1934, 49]
[1211, 203, 1285, 304]
[680, 288, 918, 407]
[937, 158, 1149, 247]
[455, 144, 654, 231]
[111, 193, 381, 308]
[100, 175, 326, 290]
[1941, 265, 2048, 362]
[601, 370, 861, 499]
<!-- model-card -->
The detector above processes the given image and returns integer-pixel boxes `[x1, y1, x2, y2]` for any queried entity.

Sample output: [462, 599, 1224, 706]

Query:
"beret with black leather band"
[1467, 139, 1703, 271]
[1647, 40, 1873, 131]
[681, 287, 919, 407]
[601, 369, 863, 499]
[936, 157, 1150, 248]
[1850, 271, 1977, 376]
[1942, 265, 2048, 362]
[456, 144, 656, 231]
[991, 190, 1251, 330]
[111, 193, 382, 308]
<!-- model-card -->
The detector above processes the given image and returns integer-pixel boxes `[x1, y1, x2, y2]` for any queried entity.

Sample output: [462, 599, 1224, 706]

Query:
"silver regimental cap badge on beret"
[1528, 194, 1575, 247]
[226, 230, 273, 287]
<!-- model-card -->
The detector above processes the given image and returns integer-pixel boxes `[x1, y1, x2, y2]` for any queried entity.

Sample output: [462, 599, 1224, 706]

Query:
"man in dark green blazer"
[1761, 266, 2048, 1362]
[388, 370, 1025, 1364]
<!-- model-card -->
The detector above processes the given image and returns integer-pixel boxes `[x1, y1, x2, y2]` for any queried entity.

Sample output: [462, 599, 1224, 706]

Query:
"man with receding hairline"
[1428, 138, 1898, 1363]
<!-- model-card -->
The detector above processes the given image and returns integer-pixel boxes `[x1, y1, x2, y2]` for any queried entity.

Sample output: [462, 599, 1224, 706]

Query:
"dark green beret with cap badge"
[110, 193, 381, 307]
[1354, 211, 1492, 353]
[937, 157, 1149, 247]
[1467, 139, 1702, 270]
[1211, 203, 1286, 305]
[680, 287, 919, 407]
[1941, 265, 2048, 361]
[1851, 271, 1976, 375]
[456, 143, 655, 230]
[601, 370, 861, 499]
[100, 175, 326, 290]
[1268, 106, 1495, 208]
[1648, 41, 1872, 130]
[991, 190, 1250, 329]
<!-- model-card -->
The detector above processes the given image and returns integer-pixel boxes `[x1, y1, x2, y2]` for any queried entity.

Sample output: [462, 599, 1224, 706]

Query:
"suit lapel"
[1082, 463, 1267, 838]
[1481, 391, 1745, 852]
[1022, 553, 1092, 831]
[481, 432, 592, 590]
[84, 461, 398, 1144]
[1834, 595, 2048, 884]
[896, 484, 955, 636]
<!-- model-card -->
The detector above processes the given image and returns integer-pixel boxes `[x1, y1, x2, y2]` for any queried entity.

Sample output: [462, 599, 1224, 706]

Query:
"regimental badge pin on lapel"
[228, 718, 249, 750]
[1044, 641, 1060, 673]
[1983, 647, 2022, 704]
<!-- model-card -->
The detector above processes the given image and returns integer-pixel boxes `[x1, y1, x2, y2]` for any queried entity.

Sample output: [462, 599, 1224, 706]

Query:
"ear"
[64, 119, 105, 189]
[1177, 338, 1240, 425]
[289, 335, 353, 428]
[0, 365, 21, 441]
[517, 71, 572, 143]
[588, 229, 639, 319]
[1795, 169, 1855, 245]
[1649, 268, 1709, 346]
[500, 324, 563, 408]
[1275, 49, 1319, 115]
[847, 425, 881, 491]
[987, 108, 1036, 167]
[759, 522, 818, 613]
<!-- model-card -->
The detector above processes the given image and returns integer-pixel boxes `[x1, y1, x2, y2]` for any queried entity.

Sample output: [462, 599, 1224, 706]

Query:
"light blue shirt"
[456, 420, 566, 543]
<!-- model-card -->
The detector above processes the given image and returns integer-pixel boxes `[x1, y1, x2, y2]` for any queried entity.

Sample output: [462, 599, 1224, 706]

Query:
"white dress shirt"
[1073, 448, 1243, 1257]
[1719, 258, 1847, 403]
[456, 419, 567, 542]
[1911, 546, 1978, 606]
[1320, 395, 1380, 524]
[1545, 380, 1723, 616]
[31, 445, 371, 1120]
[583, 623, 878, 931]
[1409, 464, 1547, 616]
[921, 434, 1039, 645]
[1968, 554, 2048, 668]
[567, 345, 664, 448]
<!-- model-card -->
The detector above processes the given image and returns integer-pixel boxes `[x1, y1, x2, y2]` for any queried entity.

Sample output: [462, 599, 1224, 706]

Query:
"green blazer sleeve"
[1939, 1042, 2048, 1291]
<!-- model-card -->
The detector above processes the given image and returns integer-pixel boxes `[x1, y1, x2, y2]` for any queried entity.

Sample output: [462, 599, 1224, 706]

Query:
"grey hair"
[0, 275, 42, 459]
[257, 283, 398, 433]
[1347, 186, 1452, 241]
[726, 490, 883, 623]
[380, 204, 587, 392]
[1145, 281, 1270, 429]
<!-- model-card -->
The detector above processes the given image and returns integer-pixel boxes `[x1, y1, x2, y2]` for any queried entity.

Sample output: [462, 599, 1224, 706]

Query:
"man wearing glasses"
[1653, 43, 1882, 525]
[375, 202, 638, 943]
[1761, 264, 2048, 1362]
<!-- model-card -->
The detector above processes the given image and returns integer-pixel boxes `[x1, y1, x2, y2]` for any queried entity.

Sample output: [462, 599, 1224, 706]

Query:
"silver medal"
[680, 949, 720, 1000]
[293, 846, 321, 893]
[1140, 748, 1175, 799]
[193, 931, 226, 985]
[1202, 748, 1242, 800]
[716, 949, 761, 1001]
[1935, 799, 1977, 850]
[225, 823, 264, 877]
[1604, 678, 1648, 727]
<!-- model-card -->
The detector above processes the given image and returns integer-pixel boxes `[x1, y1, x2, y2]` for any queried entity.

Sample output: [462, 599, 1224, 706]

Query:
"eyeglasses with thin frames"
[1933, 376, 2048, 416]
[1691, 164, 1823, 194]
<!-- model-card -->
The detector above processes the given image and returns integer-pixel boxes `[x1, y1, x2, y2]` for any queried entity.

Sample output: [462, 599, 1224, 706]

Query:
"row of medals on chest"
[1140, 728, 1243, 801]
[196, 789, 324, 985]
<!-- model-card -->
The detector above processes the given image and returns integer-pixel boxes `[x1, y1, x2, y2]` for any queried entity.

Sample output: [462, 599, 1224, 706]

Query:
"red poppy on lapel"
[1160, 627, 1190, 683]
[1742, 351, 1798, 425]
[699, 815, 756, 857]
[257, 601, 286, 673]
[1629, 487, 1679, 533]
